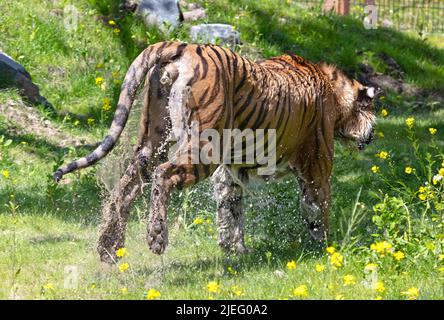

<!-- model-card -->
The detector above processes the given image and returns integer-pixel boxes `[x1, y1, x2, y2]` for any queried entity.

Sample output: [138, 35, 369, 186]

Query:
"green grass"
[0, 0, 443, 300]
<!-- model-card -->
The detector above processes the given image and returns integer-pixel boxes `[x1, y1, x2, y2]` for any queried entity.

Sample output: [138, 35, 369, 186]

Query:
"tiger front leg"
[297, 177, 331, 243]
[212, 166, 249, 254]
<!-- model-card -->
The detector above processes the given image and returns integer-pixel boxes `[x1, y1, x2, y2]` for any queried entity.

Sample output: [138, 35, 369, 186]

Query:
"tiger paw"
[147, 220, 168, 254]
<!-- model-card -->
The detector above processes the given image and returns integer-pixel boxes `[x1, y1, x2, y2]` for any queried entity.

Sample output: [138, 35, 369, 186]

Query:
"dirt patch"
[357, 52, 444, 105]
[0, 98, 95, 148]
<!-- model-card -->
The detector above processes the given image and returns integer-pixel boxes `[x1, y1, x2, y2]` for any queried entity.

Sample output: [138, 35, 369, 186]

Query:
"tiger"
[53, 41, 376, 262]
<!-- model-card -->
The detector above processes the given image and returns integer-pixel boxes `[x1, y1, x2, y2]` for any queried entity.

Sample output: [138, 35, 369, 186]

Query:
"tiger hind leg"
[212, 165, 249, 254]
[147, 161, 214, 254]
[97, 149, 148, 263]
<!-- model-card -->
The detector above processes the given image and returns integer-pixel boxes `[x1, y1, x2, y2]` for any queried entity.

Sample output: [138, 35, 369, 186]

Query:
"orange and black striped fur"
[54, 41, 375, 261]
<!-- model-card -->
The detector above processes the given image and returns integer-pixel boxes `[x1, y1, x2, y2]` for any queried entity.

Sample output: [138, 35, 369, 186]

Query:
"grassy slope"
[0, 0, 443, 299]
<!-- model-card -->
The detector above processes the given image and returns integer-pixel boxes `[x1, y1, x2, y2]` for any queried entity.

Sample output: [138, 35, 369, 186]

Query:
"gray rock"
[190, 24, 240, 46]
[136, 0, 183, 32]
[0, 51, 53, 110]
[183, 8, 206, 22]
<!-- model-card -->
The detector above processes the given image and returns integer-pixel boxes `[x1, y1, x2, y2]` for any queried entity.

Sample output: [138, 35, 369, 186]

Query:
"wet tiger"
[54, 41, 376, 261]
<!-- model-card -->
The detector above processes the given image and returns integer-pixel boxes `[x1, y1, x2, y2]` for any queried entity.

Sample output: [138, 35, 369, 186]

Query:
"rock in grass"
[190, 24, 241, 46]
[136, 0, 184, 32]
[0, 51, 53, 111]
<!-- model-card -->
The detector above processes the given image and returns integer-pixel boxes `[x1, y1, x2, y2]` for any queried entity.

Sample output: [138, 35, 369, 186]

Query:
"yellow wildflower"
[404, 166, 413, 174]
[227, 266, 237, 275]
[381, 109, 388, 117]
[376, 151, 389, 159]
[429, 128, 437, 135]
[95, 77, 104, 86]
[439, 168, 444, 176]
[146, 289, 161, 300]
[74, 120, 80, 126]
[418, 186, 426, 193]
[419, 193, 427, 201]
[43, 283, 54, 291]
[364, 263, 378, 272]
[207, 281, 220, 294]
[193, 217, 204, 225]
[330, 252, 344, 269]
[286, 260, 297, 270]
[231, 285, 244, 296]
[405, 117, 415, 129]
[343, 275, 356, 286]
[116, 247, 128, 258]
[118, 262, 129, 273]
[108, 20, 116, 26]
[377, 131, 384, 138]
[102, 97, 111, 111]
[292, 285, 308, 298]
[392, 251, 405, 261]
[326, 246, 336, 254]
[438, 267, 444, 273]
[371, 165, 380, 174]
[374, 281, 385, 293]
[121, 287, 128, 294]
[315, 264, 325, 272]
[87, 118, 95, 125]
[2, 170, 9, 178]
[439, 254, 444, 261]
[114, 28, 120, 34]
[401, 287, 419, 300]
[370, 241, 393, 256]
[335, 294, 345, 300]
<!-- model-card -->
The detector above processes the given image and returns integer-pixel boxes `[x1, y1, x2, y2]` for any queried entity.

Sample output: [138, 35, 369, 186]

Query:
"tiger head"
[319, 63, 377, 150]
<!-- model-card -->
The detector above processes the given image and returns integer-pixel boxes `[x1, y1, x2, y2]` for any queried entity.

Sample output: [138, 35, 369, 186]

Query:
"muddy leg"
[147, 161, 213, 254]
[212, 166, 248, 254]
[97, 155, 147, 263]
[296, 176, 331, 242]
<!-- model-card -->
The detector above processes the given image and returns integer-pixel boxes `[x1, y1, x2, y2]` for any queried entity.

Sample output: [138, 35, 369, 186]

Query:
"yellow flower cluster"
[401, 287, 419, 300]
[95, 77, 104, 86]
[118, 262, 129, 273]
[381, 109, 389, 117]
[364, 263, 378, 272]
[392, 251, 405, 261]
[370, 241, 392, 256]
[207, 281, 220, 294]
[429, 127, 437, 135]
[116, 247, 128, 258]
[418, 185, 434, 201]
[102, 97, 111, 111]
[2, 170, 9, 178]
[374, 281, 385, 293]
[376, 151, 389, 159]
[405, 117, 415, 129]
[231, 285, 244, 297]
[326, 247, 344, 269]
[293, 285, 308, 298]
[147, 289, 161, 300]
[343, 275, 356, 286]
[193, 217, 204, 225]
[371, 165, 380, 174]
[315, 264, 325, 272]
[286, 260, 297, 270]
[404, 166, 413, 174]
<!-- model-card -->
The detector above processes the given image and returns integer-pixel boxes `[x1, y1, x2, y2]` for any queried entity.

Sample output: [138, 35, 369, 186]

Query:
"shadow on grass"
[247, 5, 444, 89]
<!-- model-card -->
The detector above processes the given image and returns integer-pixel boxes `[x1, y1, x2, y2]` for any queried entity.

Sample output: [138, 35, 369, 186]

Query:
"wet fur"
[54, 42, 375, 261]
